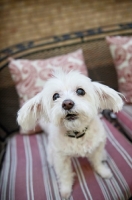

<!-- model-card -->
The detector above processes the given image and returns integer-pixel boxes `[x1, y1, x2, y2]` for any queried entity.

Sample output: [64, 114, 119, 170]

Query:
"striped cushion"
[117, 104, 132, 140]
[0, 118, 132, 200]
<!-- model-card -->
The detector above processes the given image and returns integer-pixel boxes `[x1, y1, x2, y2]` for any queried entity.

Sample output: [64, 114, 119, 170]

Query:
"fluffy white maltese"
[17, 70, 123, 199]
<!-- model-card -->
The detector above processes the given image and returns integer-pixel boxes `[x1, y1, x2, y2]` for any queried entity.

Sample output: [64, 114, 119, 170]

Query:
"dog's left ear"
[17, 92, 45, 132]
[92, 82, 124, 112]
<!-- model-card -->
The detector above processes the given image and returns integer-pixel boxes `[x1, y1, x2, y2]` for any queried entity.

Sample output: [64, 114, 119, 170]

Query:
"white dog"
[17, 70, 123, 199]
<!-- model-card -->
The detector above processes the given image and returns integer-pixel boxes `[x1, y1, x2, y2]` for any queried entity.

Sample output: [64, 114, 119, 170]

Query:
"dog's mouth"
[65, 113, 78, 121]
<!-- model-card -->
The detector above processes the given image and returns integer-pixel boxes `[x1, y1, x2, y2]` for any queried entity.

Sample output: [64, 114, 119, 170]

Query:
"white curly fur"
[17, 70, 123, 199]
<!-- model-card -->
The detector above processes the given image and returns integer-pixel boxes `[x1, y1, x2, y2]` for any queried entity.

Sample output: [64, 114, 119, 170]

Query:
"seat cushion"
[0, 118, 132, 200]
[116, 104, 132, 141]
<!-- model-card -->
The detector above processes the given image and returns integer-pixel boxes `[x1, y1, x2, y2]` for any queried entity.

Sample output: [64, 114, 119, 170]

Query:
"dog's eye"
[76, 88, 85, 96]
[53, 93, 60, 101]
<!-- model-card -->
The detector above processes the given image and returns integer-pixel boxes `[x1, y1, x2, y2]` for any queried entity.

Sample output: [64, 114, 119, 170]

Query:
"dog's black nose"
[62, 99, 74, 110]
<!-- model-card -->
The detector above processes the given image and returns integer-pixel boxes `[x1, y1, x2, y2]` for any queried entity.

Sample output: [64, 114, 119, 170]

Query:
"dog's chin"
[63, 113, 89, 131]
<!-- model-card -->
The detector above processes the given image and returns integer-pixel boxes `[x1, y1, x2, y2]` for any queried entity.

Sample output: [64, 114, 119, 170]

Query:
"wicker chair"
[0, 23, 132, 200]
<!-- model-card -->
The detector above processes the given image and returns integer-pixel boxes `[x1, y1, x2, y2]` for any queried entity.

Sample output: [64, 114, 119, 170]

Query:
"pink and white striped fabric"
[0, 119, 132, 200]
[117, 104, 132, 140]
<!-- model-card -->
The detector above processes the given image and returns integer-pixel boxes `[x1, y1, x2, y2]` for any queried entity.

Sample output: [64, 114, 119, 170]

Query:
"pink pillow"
[106, 36, 132, 103]
[8, 49, 88, 133]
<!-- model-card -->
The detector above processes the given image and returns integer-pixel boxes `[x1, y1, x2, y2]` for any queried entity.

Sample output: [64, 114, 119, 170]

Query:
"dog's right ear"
[17, 92, 45, 132]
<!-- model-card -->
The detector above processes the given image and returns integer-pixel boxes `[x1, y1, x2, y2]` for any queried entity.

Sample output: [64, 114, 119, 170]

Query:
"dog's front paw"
[95, 164, 113, 179]
[60, 185, 72, 200]
[102, 150, 107, 162]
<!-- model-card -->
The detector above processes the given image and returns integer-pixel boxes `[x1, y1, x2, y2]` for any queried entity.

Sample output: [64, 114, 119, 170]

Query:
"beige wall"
[0, 0, 132, 50]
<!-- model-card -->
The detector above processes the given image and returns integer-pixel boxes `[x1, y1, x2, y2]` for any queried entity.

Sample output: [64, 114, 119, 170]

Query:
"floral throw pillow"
[8, 49, 88, 133]
[106, 36, 132, 103]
